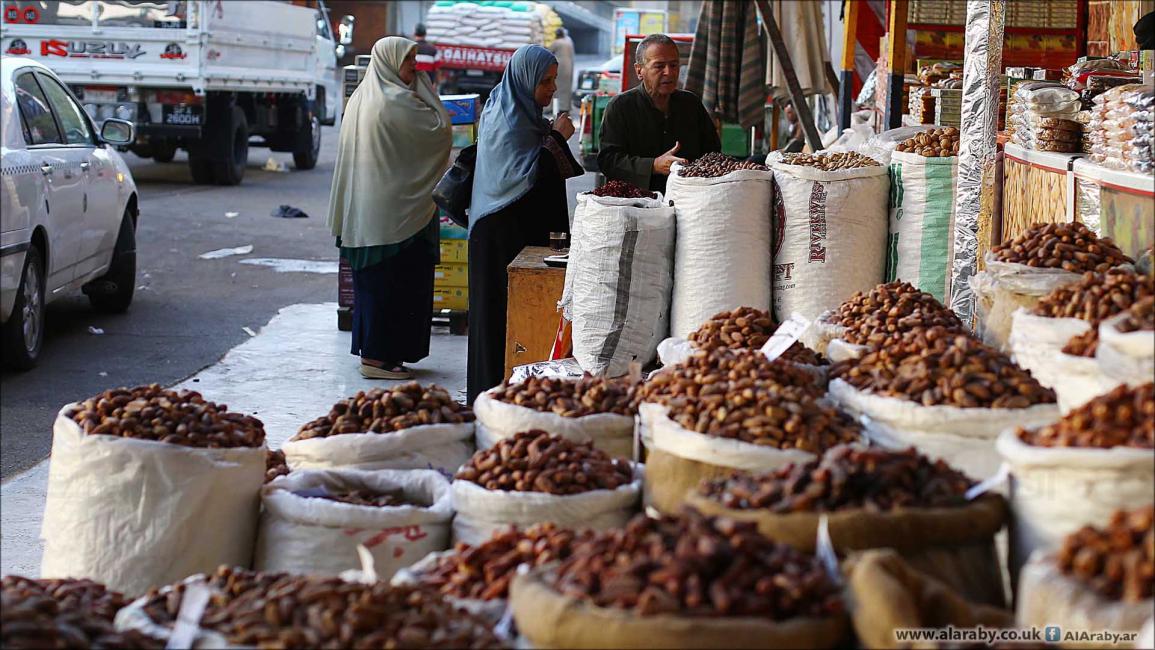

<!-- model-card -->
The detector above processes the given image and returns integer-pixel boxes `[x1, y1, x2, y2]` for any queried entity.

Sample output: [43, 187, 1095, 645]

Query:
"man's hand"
[552, 112, 575, 140]
[652, 141, 687, 176]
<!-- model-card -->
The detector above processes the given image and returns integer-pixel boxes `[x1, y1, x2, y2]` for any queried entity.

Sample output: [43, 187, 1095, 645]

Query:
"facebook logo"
[1045, 626, 1062, 643]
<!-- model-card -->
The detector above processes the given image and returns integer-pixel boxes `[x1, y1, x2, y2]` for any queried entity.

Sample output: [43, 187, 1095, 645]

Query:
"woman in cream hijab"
[327, 37, 451, 379]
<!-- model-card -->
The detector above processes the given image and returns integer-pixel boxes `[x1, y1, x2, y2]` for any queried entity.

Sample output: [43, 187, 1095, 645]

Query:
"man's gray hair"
[635, 33, 677, 66]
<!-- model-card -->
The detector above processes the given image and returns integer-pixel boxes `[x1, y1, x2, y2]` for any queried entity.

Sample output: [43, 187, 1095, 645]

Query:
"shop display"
[547, 510, 843, 617]
[1008, 81, 1083, 152]
[991, 221, 1133, 273]
[819, 281, 965, 352]
[1088, 83, 1153, 175]
[590, 180, 654, 199]
[265, 449, 290, 483]
[831, 328, 1055, 409]
[894, 126, 960, 157]
[456, 429, 632, 494]
[677, 152, 768, 177]
[294, 383, 474, 439]
[562, 191, 675, 377]
[686, 307, 826, 365]
[1056, 505, 1154, 602]
[697, 446, 972, 513]
[127, 567, 505, 649]
[668, 152, 774, 339]
[1016, 382, 1153, 449]
[254, 469, 453, 579]
[65, 384, 265, 448]
[1, 576, 161, 649]
[779, 151, 880, 170]
[405, 523, 595, 601]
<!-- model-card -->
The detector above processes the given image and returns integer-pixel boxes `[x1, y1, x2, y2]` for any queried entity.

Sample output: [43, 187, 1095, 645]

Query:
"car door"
[34, 71, 113, 281]
[12, 70, 82, 291]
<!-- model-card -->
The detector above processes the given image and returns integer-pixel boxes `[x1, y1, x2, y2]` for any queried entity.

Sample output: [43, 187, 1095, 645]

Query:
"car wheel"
[292, 101, 321, 171]
[2, 246, 46, 370]
[87, 214, 136, 313]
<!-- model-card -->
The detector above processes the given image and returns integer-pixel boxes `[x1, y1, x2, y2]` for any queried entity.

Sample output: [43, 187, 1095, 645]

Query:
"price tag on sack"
[815, 515, 842, 584]
[965, 463, 1010, 500]
[760, 313, 813, 361]
[167, 579, 211, 650]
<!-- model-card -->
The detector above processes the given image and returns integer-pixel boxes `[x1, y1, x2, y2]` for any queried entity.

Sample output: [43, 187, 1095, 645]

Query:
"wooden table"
[504, 246, 568, 380]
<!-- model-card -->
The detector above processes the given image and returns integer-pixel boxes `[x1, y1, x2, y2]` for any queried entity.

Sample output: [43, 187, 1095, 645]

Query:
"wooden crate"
[504, 247, 568, 381]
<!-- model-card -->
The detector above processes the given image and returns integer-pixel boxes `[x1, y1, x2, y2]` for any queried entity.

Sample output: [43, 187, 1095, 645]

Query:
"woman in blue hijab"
[468, 44, 582, 402]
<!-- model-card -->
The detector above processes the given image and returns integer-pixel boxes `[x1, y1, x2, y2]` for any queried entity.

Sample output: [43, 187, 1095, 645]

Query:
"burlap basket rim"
[684, 491, 1008, 550]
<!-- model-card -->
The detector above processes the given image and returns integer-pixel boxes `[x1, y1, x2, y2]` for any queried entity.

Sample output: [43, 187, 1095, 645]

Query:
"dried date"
[1017, 382, 1153, 449]
[455, 430, 633, 495]
[294, 382, 473, 439]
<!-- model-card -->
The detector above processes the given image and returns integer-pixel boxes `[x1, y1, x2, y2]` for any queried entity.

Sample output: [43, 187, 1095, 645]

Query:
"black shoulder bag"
[433, 144, 476, 228]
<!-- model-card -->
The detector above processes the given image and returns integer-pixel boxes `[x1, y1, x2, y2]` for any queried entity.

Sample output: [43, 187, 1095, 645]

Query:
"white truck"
[0, 0, 352, 185]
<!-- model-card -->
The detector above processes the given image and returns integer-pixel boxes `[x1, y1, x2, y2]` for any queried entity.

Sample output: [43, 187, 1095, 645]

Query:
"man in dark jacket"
[597, 33, 721, 194]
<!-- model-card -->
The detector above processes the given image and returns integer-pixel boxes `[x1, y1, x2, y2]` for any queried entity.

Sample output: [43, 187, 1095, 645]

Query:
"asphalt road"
[1, 118, 596, 481]
[0, 132, 342, 480]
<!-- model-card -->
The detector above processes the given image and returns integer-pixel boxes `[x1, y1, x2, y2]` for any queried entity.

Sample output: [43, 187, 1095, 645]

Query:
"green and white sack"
[886, 152, 958, 303]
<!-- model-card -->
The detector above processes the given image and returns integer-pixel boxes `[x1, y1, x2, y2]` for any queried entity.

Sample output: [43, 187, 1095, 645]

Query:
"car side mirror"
[339, 15, 354, 45]
[101, 119, 134, 146]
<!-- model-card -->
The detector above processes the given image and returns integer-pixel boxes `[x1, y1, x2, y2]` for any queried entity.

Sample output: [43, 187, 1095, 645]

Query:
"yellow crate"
[433, 287, 468, 311]
[440, 240, 468, 264]
[434, 262, 468, 288]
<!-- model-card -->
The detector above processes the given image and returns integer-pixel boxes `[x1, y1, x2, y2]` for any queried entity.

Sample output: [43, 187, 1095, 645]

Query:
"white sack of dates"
[561, 192, 676, 377]
[996, 430, 1154, 585]
[1009, 308, 1119, 413]
[282, 422, 474, 475]
[828, 379, 1059, 481]
[969, 256, 1081, 352]
[254, 468, 453, 580]
[473, 389, 634, 460]
[41, 404, 264, 597]
[1096, 310, 1155, 387]
[390, 550, 508, 625]
[450, 464, 643, 546]
[666, 164, 774, 339]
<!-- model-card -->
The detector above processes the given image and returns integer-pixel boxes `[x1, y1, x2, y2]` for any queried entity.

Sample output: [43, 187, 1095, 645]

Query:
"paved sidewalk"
[0, 302, 467, 578]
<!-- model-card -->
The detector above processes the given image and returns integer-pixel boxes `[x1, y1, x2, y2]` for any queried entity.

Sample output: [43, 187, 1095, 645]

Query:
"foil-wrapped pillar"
[951, 0, 1005, 323]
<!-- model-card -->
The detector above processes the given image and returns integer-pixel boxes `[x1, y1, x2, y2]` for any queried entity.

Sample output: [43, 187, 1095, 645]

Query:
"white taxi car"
[1, 57, 138, 369]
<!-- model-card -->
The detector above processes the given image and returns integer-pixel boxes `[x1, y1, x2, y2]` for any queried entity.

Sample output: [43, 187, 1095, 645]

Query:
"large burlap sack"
[560, 193, 676, 377]
[391, 550, 508, 625]
[510, 566, 851, 649]
[254, 468, 453, 579]
[1008, 308, 1120, 412]
[473, 389, 635, 460]
[666, 165, 774, 339]
[969, 256, 1082, 351]
[996, 430, 1155, 587]
[769, 156, 889, 323]
[687, 492, 1009, 607]
[844, 549, 1015, 650]
[41, 404, 263, 597]
[281, 422, 474, 475]
[1017, 552, 1154, 648]
[1096, 311, 1154, 387]
[887, 152, 958, 303]
[639, 402, 819, 514]
[450, 465, 642, 545]
[828, 379, 1060, 480]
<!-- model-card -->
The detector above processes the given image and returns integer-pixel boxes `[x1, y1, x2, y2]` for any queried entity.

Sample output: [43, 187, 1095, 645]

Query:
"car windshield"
[11, 1, 186, 28]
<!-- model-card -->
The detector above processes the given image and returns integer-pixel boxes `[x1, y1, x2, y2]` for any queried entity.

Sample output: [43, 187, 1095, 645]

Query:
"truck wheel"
[188, 154, 215, 184]
[213, 106, 249, 186]
[86, 213, 136, 313]
[3, 246, 45, 370]
[153, 141, 177, 163]
[292, 102, 321, 171]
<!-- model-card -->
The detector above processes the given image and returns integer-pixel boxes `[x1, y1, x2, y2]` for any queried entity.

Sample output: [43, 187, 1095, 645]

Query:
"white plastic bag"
[1096, 311, 1155, 387]
[996, 430, 1154, 584]
[1008, 309, 1120, 411]
[969, 256, 1082, 351]
[666, 165, 775, 338]
[560, 193, 676, 377]
[769, 158, 889, 323]
[828, 379, 1060, 481]
[254, 468, 454, 580]
[886, 152, 958, 303]
[450, 466, 642, 546]
[473, 389, 635, 460]
[41, 405, 264, 597]
[281, 422, 475, 476]
[1017, 552, 1154, 639]
[655, 336, 696, 367]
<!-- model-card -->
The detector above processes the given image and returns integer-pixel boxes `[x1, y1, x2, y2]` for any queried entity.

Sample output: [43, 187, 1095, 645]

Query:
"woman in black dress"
[467, 44, 582, 402]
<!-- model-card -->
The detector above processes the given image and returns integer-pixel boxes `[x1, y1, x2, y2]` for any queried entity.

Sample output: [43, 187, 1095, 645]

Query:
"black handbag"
[433, 145, 476, 228]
